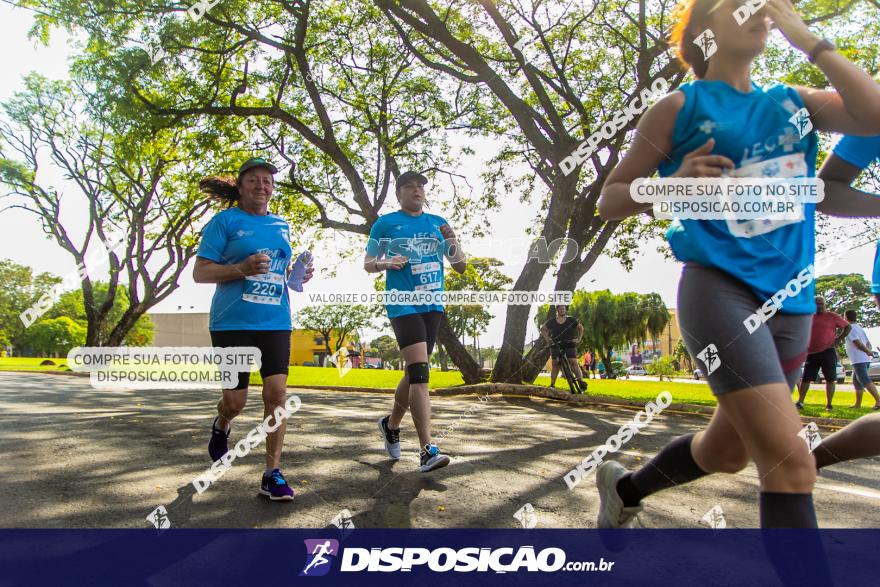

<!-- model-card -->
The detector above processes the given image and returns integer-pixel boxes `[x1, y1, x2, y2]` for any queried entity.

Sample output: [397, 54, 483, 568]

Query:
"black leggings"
[390, 311, 444, 354]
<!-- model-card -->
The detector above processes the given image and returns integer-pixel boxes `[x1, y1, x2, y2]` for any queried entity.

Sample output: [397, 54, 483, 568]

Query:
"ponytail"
[199, 176, 241, 207]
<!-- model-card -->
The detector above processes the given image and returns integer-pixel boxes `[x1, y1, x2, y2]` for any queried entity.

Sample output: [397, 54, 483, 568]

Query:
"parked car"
[868, 362, 880, 382]
[626, 365, 647, 376]
[302, 361, 315, 367]
[694, 368, 706, 380]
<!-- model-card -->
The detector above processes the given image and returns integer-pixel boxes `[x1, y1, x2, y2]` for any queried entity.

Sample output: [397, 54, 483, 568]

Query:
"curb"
[4, 370, 851, 429]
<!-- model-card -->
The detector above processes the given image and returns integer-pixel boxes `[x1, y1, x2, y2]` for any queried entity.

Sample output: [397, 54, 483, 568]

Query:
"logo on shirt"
[235, 230, 254, 238]
[698, 119, 718, 134]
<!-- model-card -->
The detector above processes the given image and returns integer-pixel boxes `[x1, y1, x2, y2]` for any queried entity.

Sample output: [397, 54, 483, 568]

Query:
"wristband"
[807, 38, 835, 63]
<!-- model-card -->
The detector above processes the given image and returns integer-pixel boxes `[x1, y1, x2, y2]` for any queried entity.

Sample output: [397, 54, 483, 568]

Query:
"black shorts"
[551, 343, 578, 359]
[802, 347, 838, 383]
[209, 330, 291, 390]
[390, 311, 444, 355]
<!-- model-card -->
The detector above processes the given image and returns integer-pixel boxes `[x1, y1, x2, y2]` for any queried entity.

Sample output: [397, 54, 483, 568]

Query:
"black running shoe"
[209, 416, 230, 462]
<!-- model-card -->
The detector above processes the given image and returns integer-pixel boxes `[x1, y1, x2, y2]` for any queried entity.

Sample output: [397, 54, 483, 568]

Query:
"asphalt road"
[1, 372, 878, 530]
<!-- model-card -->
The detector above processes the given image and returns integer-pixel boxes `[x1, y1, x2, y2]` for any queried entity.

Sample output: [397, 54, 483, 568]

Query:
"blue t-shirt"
[659, 81, 819, 314]
[196, 207, 293, 331]
[366, 210, 448, 319]
[833, 135, 880, 294]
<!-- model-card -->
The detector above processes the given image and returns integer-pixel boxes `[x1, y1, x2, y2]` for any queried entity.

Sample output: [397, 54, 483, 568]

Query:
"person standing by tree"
[540, 304, 586, 390]
[193, 157, 313, 502]
[365, 171, 467, 472]
[597, 0, 880, 534]
[795, 296, 850, 411]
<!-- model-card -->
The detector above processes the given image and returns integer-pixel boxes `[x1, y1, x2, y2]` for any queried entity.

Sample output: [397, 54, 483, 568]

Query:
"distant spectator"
[795, 296, 851, 411]
[844, 309, 880, 409]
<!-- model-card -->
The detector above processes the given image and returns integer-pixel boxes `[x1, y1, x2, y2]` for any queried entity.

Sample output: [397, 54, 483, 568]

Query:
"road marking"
[813, 481, 880, 500]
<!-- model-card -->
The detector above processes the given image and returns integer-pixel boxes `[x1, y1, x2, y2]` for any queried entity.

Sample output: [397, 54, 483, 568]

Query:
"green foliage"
[646, 356, 675, 381]
[537, 289, 670, 368]
[445, 257, 512, 340]
[22, 316, 86, 356]
[816, 273, 879, 327]
[369, 334, 399, 369]
[673, 339, 693, 371]
[44, 283, 154, 346]
[295, 305, 374, 354]
[0, 260, 62, 351]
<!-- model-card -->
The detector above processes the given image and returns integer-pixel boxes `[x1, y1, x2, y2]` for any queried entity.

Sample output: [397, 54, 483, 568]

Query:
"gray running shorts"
[677, 263, 810, 396]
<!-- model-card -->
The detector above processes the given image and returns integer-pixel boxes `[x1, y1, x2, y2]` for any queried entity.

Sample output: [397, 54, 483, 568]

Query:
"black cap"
[238, 157, 279, 178]
[395, 171, 428, 191]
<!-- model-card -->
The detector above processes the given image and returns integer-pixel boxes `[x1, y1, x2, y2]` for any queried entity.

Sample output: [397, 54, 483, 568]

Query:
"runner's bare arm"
[817, 154, 880, 217]
[598, 92, 684, 221]
[193, 254, 268, 283]
[440, 224, 467, 274]
[363, 253, 407, 273]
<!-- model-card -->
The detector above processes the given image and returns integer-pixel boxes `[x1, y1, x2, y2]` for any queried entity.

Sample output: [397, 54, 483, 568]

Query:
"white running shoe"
[378, 415, 401, 459]
[596, 461, 643, 528]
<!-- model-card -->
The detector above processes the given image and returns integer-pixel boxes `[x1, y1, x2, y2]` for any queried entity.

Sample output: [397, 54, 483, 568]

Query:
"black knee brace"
[407, 362, 430, 384]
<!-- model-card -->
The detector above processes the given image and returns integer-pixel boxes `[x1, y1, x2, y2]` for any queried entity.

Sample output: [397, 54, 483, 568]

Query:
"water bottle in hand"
[287, 251, 313, 292]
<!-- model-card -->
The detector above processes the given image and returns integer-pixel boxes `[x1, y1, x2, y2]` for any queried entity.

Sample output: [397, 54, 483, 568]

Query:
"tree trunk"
[437, 314, 481, 383]
[105, 304, 147, 347]
[490, 256, 549, 382]
[437, 342, 449, 371]
[600, 349, 613, 378]
[520, 336, 552, 383]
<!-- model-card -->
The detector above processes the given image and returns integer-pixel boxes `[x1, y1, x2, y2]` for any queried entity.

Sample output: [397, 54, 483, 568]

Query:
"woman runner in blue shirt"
[365, 171, 467, 472]
[194, 157, 313, 501]
[596, 0, 880, 530]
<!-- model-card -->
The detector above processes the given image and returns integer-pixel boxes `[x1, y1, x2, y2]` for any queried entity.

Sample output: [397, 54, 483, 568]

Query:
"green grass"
[535, 375, 872, 422]
[266, 366, 465, 389]
[0, 357, 71, 371]
[0, 357, 872, 421]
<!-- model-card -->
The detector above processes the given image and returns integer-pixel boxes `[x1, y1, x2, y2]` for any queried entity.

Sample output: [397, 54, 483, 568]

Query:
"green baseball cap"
[238, 157, 279, 178]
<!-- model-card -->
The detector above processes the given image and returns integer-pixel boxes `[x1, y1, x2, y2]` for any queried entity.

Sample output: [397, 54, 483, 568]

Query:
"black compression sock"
[616, 434, 708, 507]
[760, 493, 830, 585]
[759, 492, 818, 528]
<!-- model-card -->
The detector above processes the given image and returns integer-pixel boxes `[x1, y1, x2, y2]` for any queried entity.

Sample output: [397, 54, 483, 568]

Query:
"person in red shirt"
[581, 350, 593, 378]
[795, 296, 851, 411]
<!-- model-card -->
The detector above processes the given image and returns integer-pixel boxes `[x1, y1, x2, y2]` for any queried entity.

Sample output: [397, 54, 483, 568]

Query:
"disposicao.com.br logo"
[300, 539, 340, 577]
[299, 540, 614, 575]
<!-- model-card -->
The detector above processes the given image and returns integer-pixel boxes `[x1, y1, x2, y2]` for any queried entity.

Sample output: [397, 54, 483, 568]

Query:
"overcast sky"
[1, 3, 876, 348]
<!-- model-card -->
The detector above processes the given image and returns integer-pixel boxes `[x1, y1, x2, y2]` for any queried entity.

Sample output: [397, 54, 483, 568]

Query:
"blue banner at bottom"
[0, 529, 870, 585]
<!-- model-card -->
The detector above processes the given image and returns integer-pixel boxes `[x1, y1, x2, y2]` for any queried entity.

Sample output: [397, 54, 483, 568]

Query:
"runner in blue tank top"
[364, 171, 468, 472]
[595, 0, 880, 532]
[194, 158, 314, 501]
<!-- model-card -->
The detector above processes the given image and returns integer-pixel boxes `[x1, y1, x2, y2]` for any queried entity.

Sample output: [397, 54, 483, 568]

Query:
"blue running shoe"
[260, 468, 295, 501]
[418, 442, 450, 473]
[209, 416, 230, 462]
